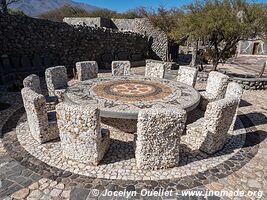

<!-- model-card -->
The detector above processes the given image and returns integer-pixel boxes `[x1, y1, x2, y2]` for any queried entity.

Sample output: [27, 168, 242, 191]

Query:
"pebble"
[11, 188, 30, 199]
[247, 179, 262, 189]
[50, 189, 62, 197]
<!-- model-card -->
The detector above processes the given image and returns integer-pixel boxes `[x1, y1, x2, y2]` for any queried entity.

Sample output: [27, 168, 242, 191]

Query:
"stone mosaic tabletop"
[64, 76, 200, 119]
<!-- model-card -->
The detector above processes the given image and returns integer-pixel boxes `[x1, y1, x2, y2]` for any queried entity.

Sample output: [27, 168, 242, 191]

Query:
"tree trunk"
[190, 41, 198, 67]
[212, 58, 219, 71]
[166, 41, 171, 62]
[258, 61, 266, 78]
[211, 48, 220, 71]
[1, 0, 8, 14]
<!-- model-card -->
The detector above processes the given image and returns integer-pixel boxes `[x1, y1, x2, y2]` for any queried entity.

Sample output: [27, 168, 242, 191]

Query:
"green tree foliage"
[8, 8, 25, 15]
[170, 0, 267, 70]
[38, 5, 92, 22]
[38, 6, 143, 22]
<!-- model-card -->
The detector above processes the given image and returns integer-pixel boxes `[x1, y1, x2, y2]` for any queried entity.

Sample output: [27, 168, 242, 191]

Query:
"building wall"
[111, 18, 135, 31]
[237, 39, 267, 56]
[0, 14, 149, 84]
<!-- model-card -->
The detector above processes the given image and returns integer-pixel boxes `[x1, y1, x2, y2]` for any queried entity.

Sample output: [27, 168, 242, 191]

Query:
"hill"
[9, 0, 100, 16]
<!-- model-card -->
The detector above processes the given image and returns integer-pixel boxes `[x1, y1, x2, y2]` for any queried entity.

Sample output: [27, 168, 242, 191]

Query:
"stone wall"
[64, 17, 169, 61]
[134, 18, 168, 61]
[63, 17, 111, 28]
[111, 18, 135, 31]
[0, 14, 149, 84]
[230, 76, 267, 90]
[197, 71, 267, 90]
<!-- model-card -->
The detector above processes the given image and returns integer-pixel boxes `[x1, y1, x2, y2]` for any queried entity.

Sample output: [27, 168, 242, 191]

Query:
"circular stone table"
[65, 76, 200, 119]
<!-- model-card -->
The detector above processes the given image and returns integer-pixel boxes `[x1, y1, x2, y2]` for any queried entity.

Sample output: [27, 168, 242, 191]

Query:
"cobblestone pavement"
[0, 69, 266, 200]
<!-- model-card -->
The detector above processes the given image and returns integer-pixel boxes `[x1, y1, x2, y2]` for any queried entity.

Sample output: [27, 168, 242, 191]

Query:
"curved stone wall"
[0, 14, 149, 84]
[197, 71, 267, 90]
[230, 76, 267, 90]
[64, 17, 169, 61]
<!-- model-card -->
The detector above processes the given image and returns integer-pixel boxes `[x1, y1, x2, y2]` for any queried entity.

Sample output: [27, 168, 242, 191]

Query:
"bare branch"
[6, 0, 20, 6]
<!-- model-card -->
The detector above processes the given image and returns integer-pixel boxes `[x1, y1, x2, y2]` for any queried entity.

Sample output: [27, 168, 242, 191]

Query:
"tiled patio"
[0, 67, 266, 200]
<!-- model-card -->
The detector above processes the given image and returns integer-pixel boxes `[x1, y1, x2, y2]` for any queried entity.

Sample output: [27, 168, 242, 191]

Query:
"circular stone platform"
[65, 76, 200, 119]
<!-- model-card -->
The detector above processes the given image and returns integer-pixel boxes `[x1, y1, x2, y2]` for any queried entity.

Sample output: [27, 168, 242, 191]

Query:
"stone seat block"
[135, 108, 187, 170]
[184, 96, 239, 154]
[21, 87, 59, 144]
[199, 71, 229, 111]
[56, 102, 110, 165]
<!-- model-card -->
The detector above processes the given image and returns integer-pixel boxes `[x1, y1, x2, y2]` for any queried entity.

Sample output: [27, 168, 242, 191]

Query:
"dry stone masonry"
[0, 14, 149, 84]
[45, 66, 68, 97]
[64, 17, 168, 61]
[135, 108, 187, 170]
[111, 61, 131, 76]
[23, 74, 58, 111]
[199, 71, 229, 110]
[145, 61, 166, 78]
[225, 82, 243, 99]
[145, 59, 178, 70]
[177, 66, 198, 87]
[21, 87, 59, 143]
[56, 102, 110, 165]
[76, 61, 98, 81]
[23, 74, 42, 94]
[200, 97, 239, 154]
[225, 82, 244, 131]
[184, 97, 239, 154]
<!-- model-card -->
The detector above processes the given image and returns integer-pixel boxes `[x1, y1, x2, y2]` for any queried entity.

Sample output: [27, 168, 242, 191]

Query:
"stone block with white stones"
[145, 59, 177, 71]
[225, 82, 243, 99]
[145, 62, 165, 79]
[135, 108, 187, 170]
[225, 82, 243, 131]
[177, 66, 198, 87]
[56, 102, 110, 165]
[199, 71, 229, 110]
[21, 87, 59, 144]
[76, 61, 98, 81]
[45, 66, 68, 97]
[183, 97, 239, 154]
[111, 61, 131, 76]
[23, 74, 58, 110]
[23, 74, 42, 94]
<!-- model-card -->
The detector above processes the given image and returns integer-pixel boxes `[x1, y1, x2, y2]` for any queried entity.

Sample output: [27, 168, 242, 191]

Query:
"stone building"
[237, 39, 267, 57]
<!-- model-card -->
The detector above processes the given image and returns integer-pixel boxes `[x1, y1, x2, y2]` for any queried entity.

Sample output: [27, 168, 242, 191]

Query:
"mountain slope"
[9, 0, 100, 16]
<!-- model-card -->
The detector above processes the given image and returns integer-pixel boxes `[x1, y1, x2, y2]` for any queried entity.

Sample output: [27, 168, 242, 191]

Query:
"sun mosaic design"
[93, 80, 172, 102]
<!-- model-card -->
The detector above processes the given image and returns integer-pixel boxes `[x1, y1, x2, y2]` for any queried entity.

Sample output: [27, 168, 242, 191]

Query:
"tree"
[0, 0, 20, 15]
[38, 6, 143, 22]
[38, 5, 92, 22]
[171, 0, 267, 70]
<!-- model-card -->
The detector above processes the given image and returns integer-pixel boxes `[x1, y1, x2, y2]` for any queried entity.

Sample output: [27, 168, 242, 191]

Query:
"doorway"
[252, 42, 260, 55]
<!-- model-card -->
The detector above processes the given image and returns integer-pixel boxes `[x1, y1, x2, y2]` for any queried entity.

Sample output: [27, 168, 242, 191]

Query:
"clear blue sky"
[74, 0, 267, 12]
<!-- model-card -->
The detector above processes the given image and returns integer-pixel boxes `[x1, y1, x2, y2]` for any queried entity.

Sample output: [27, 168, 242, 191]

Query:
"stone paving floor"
[0, 68, 266, 200]
[220, 56, 267, 76]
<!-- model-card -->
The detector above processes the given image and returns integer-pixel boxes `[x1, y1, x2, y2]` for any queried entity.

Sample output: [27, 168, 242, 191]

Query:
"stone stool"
[135, 108, 187, 170]
[56, 102, 110, 165]
[21, 87, 59, 144]
[111, 61, 131, 76]
[76, 61, 98, 81]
